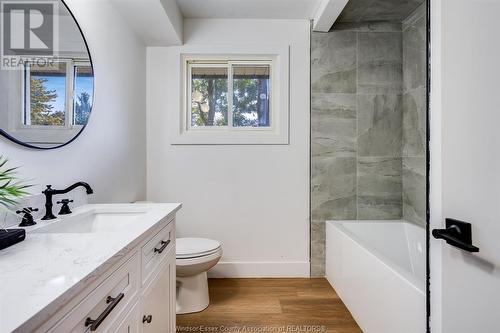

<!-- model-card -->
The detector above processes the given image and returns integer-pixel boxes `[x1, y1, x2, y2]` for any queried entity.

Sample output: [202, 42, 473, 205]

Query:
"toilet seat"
[176, 238, 221, 259]
[176, 248, 223, 269]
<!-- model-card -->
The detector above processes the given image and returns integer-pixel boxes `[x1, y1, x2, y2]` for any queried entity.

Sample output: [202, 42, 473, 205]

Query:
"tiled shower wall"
[310, 6, 427, 277]
[402, 5, 427, 227]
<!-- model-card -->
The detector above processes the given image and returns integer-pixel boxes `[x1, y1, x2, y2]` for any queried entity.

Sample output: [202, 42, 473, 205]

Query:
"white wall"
[430, 0, 500, 331]
[0, 0, 147, 204]
[58, 15, 88, 56]
[147, 19, 310, 277]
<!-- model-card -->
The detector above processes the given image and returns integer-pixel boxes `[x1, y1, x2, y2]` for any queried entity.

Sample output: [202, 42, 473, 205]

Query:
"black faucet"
[16, 207, 39, 227]
[42, 182, 93, 220]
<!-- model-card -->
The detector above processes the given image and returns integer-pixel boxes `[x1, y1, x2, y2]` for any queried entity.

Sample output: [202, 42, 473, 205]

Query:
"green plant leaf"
[0, 156, 32, 211]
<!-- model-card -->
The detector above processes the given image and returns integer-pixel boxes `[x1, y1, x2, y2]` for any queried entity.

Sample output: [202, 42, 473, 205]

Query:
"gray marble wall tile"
[311, 31, 357, 93]
[402, 87, 426, 157]
[333, 21, 402, 33]
[357, 94, 402, 157]
[336, 0, 374, 22]
[358, 157, 403, 219]
[338, 0, 425, 22]
[403, 14, 426, 91]
[311, 220, 326, 277]
[358, 32, 403, 94]
[402, 5, 427, 228]
[312, 93, 357, 158]
[311, 157, 357, 221]
[309, 20, 428, 276]
[403, 157, 426, 226]
[402, 2, 427, 32]
[364, 0, 424, 22]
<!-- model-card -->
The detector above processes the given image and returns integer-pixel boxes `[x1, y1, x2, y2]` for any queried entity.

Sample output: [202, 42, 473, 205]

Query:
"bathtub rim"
[326, 219, 425, 294]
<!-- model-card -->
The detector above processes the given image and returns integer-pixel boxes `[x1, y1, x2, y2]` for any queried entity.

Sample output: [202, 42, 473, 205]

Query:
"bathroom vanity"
[0, 203, 181, 333]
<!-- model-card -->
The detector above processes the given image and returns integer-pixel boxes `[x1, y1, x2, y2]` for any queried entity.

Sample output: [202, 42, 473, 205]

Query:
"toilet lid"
[176, 238, 221, 259]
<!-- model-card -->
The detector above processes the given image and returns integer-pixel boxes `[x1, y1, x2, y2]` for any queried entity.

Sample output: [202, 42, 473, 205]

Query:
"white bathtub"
[326, 220, 426, 333]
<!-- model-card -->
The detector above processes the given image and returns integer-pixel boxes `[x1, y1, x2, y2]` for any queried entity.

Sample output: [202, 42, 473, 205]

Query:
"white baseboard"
[208, 261, 311, 278]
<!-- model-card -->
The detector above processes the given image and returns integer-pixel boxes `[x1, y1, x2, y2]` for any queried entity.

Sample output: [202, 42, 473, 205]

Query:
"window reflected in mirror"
[24, 61, 94, 128]
[25, 62, 67, 127]
[73, 64, 93, 126]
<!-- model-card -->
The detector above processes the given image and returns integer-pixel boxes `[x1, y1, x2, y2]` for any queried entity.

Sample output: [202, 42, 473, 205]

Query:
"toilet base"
[176, 272, 209, 314]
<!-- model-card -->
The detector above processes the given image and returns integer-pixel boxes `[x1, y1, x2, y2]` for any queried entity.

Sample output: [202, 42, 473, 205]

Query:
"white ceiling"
[175, 0, 323, 19]
[108, 0, 346, 46]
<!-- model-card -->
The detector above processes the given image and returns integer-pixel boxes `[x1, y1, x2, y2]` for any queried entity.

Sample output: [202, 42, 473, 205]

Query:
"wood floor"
[176, 278, 362, 333]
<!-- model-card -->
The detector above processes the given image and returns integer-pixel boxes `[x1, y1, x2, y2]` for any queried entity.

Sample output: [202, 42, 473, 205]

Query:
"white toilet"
[176, 238, 222, 314]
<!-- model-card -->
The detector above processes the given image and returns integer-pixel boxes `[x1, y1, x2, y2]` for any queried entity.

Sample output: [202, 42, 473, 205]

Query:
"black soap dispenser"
[0, 207, 35, 250]
[0, 229, 26, 250]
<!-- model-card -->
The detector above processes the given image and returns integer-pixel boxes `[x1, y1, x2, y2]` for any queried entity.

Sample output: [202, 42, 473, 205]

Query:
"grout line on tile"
[355, 31, 359, 221]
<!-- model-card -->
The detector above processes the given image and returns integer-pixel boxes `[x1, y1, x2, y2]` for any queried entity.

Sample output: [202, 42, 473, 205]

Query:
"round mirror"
[0, 0, 94, 149]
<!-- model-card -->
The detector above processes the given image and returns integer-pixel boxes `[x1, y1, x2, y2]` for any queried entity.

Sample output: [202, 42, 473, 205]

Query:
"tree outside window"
[189, 62, 271, 128]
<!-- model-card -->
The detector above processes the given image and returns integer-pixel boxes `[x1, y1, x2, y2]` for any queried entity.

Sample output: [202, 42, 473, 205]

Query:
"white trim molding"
[109, 0, 183, 46]
[313, 0, 349, 32]
[208, 261, 310, 278]
[429, 0, 443, 331]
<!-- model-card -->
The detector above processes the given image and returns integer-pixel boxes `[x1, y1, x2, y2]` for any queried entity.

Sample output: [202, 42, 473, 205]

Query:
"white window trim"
[170, 44, 290, 145]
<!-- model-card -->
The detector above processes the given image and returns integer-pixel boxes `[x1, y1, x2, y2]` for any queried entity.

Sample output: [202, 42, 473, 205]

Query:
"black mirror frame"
[0, 0, 95, 150]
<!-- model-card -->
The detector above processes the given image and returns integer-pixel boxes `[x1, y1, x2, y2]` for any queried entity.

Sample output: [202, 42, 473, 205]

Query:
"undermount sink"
[32, 207, 148, 234]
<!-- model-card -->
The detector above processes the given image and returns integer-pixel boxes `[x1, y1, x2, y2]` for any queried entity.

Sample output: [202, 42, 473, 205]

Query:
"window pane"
[26, 62, 67, 126]
[73, 65, 94, 126]
[191, 66, 228, 127]
[232, 65, 270, 127]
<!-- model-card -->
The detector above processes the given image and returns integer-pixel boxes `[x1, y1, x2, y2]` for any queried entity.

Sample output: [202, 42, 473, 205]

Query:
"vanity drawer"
[141, 219, 175, 284]
[47, 253, 140, 333]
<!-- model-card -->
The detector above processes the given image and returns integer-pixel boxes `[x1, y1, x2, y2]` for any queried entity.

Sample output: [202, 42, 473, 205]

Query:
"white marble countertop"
[0, 203, 181, 333]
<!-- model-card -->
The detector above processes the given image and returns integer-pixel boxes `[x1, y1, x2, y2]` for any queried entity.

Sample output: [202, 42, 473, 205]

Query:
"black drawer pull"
[154, 239, 170, 254]
[85, 293, 125, 331]
[143, 314, 153, 324]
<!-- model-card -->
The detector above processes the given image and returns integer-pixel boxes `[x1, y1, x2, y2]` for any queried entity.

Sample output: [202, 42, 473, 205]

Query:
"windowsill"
[171, 129, 289, 145]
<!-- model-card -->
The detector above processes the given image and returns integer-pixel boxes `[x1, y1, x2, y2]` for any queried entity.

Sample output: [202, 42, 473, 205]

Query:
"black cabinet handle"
[432, 218, 479, 253]
[85, 293, 124, 331]
[143, 315, 153, 324]
[154, 239, 170, 254]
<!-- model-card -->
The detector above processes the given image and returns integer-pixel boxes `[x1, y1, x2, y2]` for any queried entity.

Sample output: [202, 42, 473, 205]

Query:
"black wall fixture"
[432, 218, 479, 253]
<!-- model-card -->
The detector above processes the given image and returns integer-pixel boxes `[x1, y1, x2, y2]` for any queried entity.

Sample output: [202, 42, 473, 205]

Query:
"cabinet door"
[141, 250, 175, 333]
[113, 302, 140, 333]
